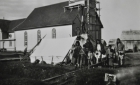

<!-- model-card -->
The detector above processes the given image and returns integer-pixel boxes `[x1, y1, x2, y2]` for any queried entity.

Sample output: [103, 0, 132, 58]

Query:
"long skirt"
[78, 54, 86, 67]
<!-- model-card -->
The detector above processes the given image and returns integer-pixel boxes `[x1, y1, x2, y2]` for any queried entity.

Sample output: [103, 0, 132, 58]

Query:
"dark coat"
[84, 42, 93, 53]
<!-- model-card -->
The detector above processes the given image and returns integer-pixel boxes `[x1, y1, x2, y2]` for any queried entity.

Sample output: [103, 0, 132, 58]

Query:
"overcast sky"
[0, 0, 140, 43]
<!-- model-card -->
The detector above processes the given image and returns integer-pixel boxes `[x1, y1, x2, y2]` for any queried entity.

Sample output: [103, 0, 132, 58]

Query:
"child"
[107, 45, 115, 68]
[69, 44, 75, 65]
[73, 41, 82, 67]
[87, 50, 93, 68]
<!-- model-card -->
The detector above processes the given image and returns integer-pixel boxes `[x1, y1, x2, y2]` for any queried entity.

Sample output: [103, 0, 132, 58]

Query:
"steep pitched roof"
[8, 18, 25, 33]
[120, 30, 140, 40]
[0, 19, 10, 33]
[108, 39, 116, 45]
[0, 19, 26, 33]
[15, 1, 79, 31]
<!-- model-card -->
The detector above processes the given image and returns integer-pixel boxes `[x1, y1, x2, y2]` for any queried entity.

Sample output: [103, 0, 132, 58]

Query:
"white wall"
[122, 41, 140, 51]
[15, 25, 72, 51]
[138, 41, 140, 50]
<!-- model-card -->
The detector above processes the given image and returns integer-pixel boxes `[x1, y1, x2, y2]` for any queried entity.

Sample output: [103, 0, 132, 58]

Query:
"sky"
[0, 0, 140, 43]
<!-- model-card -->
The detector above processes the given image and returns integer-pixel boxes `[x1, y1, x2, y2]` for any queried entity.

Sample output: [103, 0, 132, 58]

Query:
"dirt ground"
[116, 52, 140, 85]
[0, 52, 140, 85]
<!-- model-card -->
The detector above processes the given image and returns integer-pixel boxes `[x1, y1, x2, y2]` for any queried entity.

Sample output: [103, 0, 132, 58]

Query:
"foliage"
[0, 61, 71, 85]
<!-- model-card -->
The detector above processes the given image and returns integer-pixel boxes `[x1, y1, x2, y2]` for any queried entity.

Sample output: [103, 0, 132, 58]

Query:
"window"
[37, 30, 41, 42]
[9, 41, 12, 47]
[9, 34, 12, 39]
[24, 31, 28, 46]
[52, 28, 56, 39]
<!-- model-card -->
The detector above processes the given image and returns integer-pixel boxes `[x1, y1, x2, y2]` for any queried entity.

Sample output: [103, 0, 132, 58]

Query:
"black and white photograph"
[0, 0, 140, 85]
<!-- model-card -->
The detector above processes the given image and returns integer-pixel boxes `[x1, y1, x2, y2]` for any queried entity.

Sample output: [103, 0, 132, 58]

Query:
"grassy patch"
[0, 61, 72, 85]
[71, 68, 116, 85]
[0, 53, 140, 85]
[0, 78, 47, 85]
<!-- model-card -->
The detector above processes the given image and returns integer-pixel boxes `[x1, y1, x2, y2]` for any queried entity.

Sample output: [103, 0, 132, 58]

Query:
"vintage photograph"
[0, 0, 140, 85]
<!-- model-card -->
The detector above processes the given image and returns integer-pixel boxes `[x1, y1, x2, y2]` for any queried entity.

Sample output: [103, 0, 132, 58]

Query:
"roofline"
[7, 31, 14, 33]
[15, 23, 72, 31]
[0, 19, 10, 21]
[11, 19, 27, 31]
[96, 12, 103, 28]
[10, 18, 26, 21]
[121, 40, 140, 41]
[36, 1, 69, 9]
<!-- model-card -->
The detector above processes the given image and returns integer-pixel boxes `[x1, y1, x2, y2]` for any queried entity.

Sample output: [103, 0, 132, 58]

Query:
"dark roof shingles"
[15, 1, 79, 31]
[8, 19, 25, 32]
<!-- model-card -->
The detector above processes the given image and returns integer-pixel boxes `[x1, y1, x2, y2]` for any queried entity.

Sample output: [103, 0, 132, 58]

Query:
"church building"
[0, 0, 103, 51]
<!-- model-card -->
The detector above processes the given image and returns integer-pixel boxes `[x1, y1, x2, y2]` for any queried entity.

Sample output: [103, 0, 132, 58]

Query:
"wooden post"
[51, 56, 54, 65]
[35, 56, 36, 60]
[41, 56, 43, 61]
[14, 32, 16, 52]
[3, 41, 4, 50]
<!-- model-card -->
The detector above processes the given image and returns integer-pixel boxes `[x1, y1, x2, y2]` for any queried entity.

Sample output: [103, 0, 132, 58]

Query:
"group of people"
[66, 36, 125, 68]
[68, 38, 93, 68]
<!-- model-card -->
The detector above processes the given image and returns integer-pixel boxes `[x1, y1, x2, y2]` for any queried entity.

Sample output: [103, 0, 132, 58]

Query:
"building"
[0, 0, 103, 51]
[120, 30, 140, 51]
[0, 19, 25, 51]
[0, 19, 10, 39]
[0, 19, 12, 50]
[108, 39, 116, 48]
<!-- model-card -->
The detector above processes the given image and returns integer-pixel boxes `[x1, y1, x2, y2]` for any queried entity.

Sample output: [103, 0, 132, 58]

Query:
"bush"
[0, 61, 72, 85]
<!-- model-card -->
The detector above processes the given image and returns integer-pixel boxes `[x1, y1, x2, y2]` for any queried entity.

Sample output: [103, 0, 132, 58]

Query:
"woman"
[114, 38, 125, 66]
[84, 38, 93, 65]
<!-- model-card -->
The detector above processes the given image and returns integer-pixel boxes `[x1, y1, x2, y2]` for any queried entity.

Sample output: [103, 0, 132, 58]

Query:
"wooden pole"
[35, 56, 36, 60]
[41, 56, 43, 61]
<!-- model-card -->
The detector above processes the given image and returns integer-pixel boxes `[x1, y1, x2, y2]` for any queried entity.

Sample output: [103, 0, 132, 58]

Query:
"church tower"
[65, 0, 102, 40]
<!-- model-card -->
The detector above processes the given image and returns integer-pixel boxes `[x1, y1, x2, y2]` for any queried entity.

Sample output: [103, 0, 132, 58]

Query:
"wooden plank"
[0, 58, 21, 61]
